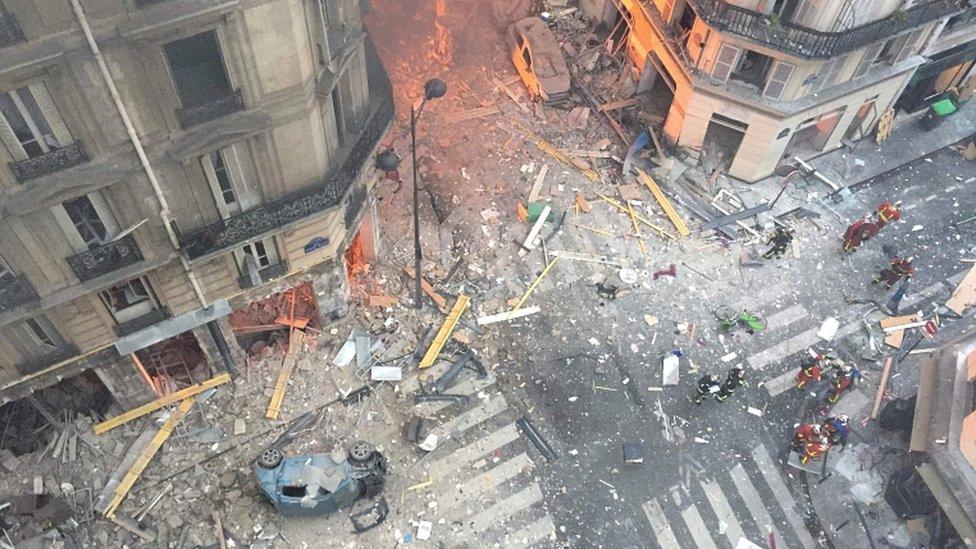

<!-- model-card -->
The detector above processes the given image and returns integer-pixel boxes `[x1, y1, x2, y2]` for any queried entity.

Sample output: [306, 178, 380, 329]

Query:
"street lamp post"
[411, 78, 447, 310]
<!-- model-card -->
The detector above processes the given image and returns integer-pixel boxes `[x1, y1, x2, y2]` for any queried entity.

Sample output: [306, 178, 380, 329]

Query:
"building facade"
[0, 0, 392, 409]
[897, 4, 976, 112]
[599, 0, 967, 182]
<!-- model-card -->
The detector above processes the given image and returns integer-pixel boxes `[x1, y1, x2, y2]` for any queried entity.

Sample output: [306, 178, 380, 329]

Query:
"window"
[711, 44, 740, 82]
[808, 55, 849, 93]
[0, 84, 70, 160]
[202, 144, 260, 219]
[53, 192, 118, 251]
[852, 43, 884, 79]
[521, 46, 532, 68]
[163, 31, 233, 108]
[99, 277, 159, 323]
[234, 236, 280, 281]
[731, 50, 776, 89]
[894, 28, 927, 64]
[281, 485, 307, 498]
[25, 318, 54, 348]
[763, 60, 795, 100]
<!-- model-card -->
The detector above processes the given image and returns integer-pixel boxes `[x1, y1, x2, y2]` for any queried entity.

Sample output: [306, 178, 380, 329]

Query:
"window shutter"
[763, 61, 795, 99]
[810, 55, 849, 93]
[201, 152, 233, 220]
[51, 204, 88, 253]
[711, 44, 740, 82]
[0, 111, 26, 161]
[226, 143, 261, 211]
[853, 43, 883, 78]
[27, 83, 71, 145]
[895, 29, 926, 64]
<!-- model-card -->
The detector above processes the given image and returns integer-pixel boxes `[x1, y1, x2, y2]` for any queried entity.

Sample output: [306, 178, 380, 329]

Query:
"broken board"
[946, 265, 976, 315]
[94, 373, 230, 435]
[266, 330, 306, 420]
[419, 295, 470, 368]
[637, 169, 691, 237]
[404, 267, 449, 310]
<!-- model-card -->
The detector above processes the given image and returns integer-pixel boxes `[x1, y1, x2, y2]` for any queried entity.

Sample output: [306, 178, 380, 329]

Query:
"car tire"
[257, 447, 283, 469]
[348, 441, 375, 464]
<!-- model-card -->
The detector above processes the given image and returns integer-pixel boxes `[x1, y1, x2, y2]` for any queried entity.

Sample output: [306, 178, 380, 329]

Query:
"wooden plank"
[879, 314, 922, 329]
[597, 97, 638, 112]
[637, 169, 691, 237]
[266, 330, 305, 420]
[94, 373, 231, 435]
[368, 295, 399, 308]
[443, 105, 500, 124]
[871, 357, 894, 420]
[523, 205, 551, 250]
[477, 306, 541, 325]
[104, 398, 195, 517]
[884, 329, 905, 349]
[946, 265, 976, 315]
[491, 77, 530, 114]
[512, 256, 559, 311]
[527, 164, 549, 203]
[109, 514, 155, 542]
[403, 267, 448, 310]
[575, 194, 592, 213]
[419, 295, 471, 368]
[597, 193, 675, 240]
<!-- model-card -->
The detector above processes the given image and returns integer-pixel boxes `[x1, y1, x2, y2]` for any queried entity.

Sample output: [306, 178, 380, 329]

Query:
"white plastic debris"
[417, 521, 433, 541]
[818, 317, 839, 341]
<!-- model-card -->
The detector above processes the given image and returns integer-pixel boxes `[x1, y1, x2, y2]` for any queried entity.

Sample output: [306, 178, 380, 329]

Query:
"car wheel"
[257, 447, 283, 469]
[348, 441, 375, 464]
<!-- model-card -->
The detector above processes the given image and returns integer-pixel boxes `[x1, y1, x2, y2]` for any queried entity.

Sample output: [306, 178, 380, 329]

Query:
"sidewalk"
[732, 100, 976, 217]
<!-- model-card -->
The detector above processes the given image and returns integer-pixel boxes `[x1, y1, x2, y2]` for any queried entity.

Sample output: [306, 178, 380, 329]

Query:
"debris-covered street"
[1, 0, 975, 548]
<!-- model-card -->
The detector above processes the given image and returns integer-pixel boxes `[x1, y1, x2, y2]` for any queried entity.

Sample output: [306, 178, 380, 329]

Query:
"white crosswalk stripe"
[426, 422, 520, 479]
[674, 494, 717, 549]
[763, 303, 808, 332]
[467, 483, 544, 533]
[764, 366, 800, 397]
[729, 462, 783, 545]
[701, 477, 746, 547]
[748, 320, 862, 370]
[751, 445, 817, 549]
[506, 515, 557, 548]
[642, 499, 681, 548]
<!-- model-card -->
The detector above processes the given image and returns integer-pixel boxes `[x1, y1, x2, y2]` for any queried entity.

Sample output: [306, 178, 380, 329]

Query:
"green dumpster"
[920, 98, 957, 131]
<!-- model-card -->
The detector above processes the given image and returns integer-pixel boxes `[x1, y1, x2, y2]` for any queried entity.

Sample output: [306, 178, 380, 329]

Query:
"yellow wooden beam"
[597, 193, 675, 240]
[626, 201, 649, 257]
[419, 295, 471, 368]
[104, 397, 195, 517]
[94, 373, 231, 435]
[266, 330, 305, 420]
[637, 169, 691, 237]
[512, 256, 560, 312]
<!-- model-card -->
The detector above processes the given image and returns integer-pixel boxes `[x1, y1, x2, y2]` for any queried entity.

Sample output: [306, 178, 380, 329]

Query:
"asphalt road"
[494, 147, 976, 548]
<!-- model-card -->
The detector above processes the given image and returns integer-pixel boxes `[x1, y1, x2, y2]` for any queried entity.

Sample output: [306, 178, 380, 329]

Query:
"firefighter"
[873, 256, 915, 289]
[795, 354, 827, 389]
[715, 367, 745, 402]
[826, 362, 863, 404]
[842, 214, 879, 252]
[800, 436, 831, 464]
[876, 200, 903, 225]
[762, 226, 794, 259]
[823, 415, 851, 446]
[791, 423, 822, 451]
[693, 374, 722, 405]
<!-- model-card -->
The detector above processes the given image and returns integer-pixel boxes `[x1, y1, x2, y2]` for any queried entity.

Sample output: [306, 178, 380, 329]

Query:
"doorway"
[783, 107, 846, 158]
[134, 331, 209, 395]
[636, 52, 677, 123]
[844, 97, 879, 141]
[703, 113, 748, 170]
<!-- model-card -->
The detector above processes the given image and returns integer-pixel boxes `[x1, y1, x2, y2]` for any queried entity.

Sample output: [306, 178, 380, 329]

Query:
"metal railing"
[689, 0, 964, 58]
[9, 142, 88, 182]
[16, 344, 79, 375]
[176, 89, 245, 129]
[115, 307, 171, 336]
[0, 3, 25, 49]
[66, 234, 144, 282]
[0, 273, 39, 313]
[179, 42, 394, 260]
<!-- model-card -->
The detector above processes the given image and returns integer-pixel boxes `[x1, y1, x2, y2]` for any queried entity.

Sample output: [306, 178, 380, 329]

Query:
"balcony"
[0, 3, 25, 49]
[115, 307, 171, 337]
[9, 142, 89, 182]
[16, 344, 79, 375]
[179, 74, 394, 260]
[177, 90, 245, 129]
[66, 234, 144, 283]
[690, 0, 965, 59]
[0, 274, 39, 313]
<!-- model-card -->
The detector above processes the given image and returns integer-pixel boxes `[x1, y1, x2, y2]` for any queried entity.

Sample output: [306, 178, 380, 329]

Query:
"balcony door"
[4, 316, 69, 374]
[201, 144, 261, 219]
[52, 192, 119, 252]
[99, 276, 160, 324]
[163, 31, 233, 110]
[0, 84, 71, 161]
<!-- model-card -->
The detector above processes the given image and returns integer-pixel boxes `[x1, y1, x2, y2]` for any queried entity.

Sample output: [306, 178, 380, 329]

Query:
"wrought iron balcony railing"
[177, 90, 245, 129]
[66, 234, 144, 283]
[16, 344, 80, 375]
[0, 273, 40, 313]
[0, 3, 25, 49]
[115, 307, 171, 337]
[690, 0, 965, 59]
[179, 80, 394, 260]
[9, 142, 88, 182]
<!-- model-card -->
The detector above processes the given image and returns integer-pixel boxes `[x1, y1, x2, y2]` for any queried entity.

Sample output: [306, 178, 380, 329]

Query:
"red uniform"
[874, 258, 915, 288]
[791, 424, 821, 450]
[795, 361, 822, 389]
[842, 220, 879, 252]
[876, 201, 902, 224]
[800, 439, 830, 464]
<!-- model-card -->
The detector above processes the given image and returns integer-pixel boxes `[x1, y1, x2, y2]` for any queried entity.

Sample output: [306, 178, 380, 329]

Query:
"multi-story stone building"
[897, 3, 976, 112]
[586, 0, 968, 181]
[0, 0, 392, 410]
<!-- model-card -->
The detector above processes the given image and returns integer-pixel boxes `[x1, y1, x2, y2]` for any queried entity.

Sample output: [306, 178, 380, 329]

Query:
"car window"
[516, 34, 525, 48]
[282, 485, 307, 498]
[522, 47, 532, 69]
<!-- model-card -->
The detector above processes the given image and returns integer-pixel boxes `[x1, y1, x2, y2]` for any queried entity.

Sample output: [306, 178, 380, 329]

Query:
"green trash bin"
[920, 98, 957, 131]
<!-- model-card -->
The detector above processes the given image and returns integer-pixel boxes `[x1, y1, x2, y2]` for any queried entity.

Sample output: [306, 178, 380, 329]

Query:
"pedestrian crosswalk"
[641, 443, 813, 548]
[399, 359, 557, 547]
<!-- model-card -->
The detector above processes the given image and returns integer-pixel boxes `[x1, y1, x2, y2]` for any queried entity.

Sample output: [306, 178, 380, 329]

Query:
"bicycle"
[714, 306, 767, 334]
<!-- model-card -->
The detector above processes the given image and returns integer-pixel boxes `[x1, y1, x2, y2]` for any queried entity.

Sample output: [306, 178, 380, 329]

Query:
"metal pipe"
[411, 101, 423, 309]
[68, 0, 208, 308]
